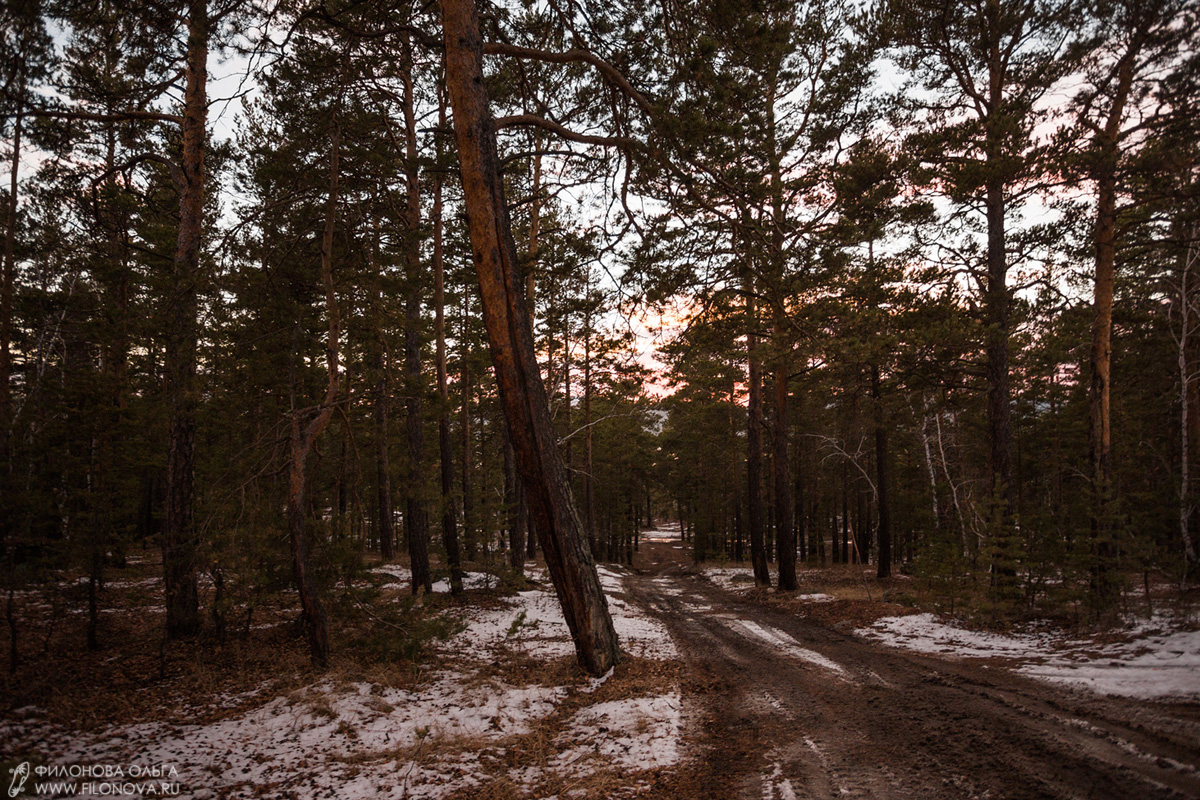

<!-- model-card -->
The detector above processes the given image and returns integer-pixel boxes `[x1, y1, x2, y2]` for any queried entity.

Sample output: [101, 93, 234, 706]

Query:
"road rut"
[626, 542, 1200, 800]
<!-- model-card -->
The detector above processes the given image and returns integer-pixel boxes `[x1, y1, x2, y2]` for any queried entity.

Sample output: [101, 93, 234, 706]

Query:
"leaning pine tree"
[440, 0, 619, 676]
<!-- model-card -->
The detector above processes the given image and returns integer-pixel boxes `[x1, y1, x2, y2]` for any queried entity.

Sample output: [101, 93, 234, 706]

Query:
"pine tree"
[441, 0, 619, 675]
[885, 0, 1075, 591]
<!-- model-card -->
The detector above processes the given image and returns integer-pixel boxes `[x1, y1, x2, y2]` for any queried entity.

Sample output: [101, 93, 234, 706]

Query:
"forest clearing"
[4, 0, 1200, 796]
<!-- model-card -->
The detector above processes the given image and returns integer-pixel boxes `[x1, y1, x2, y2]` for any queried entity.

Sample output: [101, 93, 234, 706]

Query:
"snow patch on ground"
[371, 563, 413, 585]
[703, 565, 834, 603]
[1, 673, 564, 799]
[553, 693, 683, 773]
[103, 577, 162, 589]
[442, 565, 677, 662]
[370, 566, 493, 593]
[641, 522, 682, 543]
[857, 612, 1200, 700]
[5, 566, 682, 798]
[430, 571, 495, 593]
[704, 566, 757, 594]
[721, 618, 849, 678]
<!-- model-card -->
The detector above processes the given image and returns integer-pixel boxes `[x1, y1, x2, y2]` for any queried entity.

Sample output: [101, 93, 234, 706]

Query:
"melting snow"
[641, 522, 682, 543]
[443, 565, 678, 661]
[2, 674, 564, 799]
[857, 612, 1200, 700]
[703, 566, 834, 603]
[4, 565, 683, 798]
[553, 693, 683, 772]
[370, 566, 494, 593]
[722, 618, 849, 678]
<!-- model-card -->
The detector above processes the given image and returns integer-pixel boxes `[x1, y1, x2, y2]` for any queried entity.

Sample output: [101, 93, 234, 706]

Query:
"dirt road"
[627, 539, 1200, 800]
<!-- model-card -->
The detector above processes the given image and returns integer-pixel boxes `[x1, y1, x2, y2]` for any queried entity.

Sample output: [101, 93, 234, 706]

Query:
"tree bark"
[873, 366, 892, 579]
[374, 366, 393, 560]
[584, 315, 596, 556]
[745, 275, 770, 586]
[460, 317, 475, 561]
[286, 101, 343, 670]
[371, 214, 394, 561]
[503, 433, 527, 572]
[163, 0, 207, 638]
[984, 178, 1012, 506]
[842, 463, 850, 563]
[288, 412, 331, 669]
[563, 323, 572, 474]
[0, 58, 20, 471]
[441, 0, 619, 675]
[1088, 41, 1140, 600]
[434, 89, 464, 592]
[794, 434, 806, 562]
[1180, 233, 1200, 570]
[401, 34, 432, 596]
[773, 312, 796, 591]
[983, 169, 1018, 595]
[523, 143, 541, 561]
[1090, 164, 1118, 598]
[920, 402, 942, 533]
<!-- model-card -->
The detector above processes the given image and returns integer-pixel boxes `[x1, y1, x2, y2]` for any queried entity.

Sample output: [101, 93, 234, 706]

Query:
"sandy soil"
[628, 539, 1200, 800]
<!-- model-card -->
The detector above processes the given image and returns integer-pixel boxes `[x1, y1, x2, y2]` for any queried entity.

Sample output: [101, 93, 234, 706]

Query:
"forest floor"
[2, 527, 1199, 799]
[1, 556, 683, 799]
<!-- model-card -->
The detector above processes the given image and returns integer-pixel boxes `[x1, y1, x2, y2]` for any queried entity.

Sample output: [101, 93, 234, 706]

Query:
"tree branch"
[494, 114, 640, 150]
[482, 41, 653, 114]
[17, 106, 184, 126]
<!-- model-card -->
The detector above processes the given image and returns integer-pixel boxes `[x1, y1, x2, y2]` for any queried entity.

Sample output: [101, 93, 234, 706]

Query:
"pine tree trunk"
[375, 364, 393, 559]
[523, 144, 541, 562]
[730, 382, 744, 562]
[794, 434, 805, 562]
[441, 0, 619, 675]
[288, 417, 331, 669]
[1180, 234, 1200, 569]
[563, 325, 571, 472]
[371, 216, 394, 561]
[920, 404, 942, 533]
[763, 85, 795, 590]
[461, 327, 475, 561]
[873, 366, 892, 579]
[434, 93, 464, 592]
[1090, 159, 1119, 602]
[286, 103, 343, 670]
[401, 34, 431, 596]
[88, 114, 130, 653]
[842, 465, 850, 563]
[984, 178, 1012, 499]
[86, 547, 100, 651]
[773, 315, 796, 590]
[1089, 31, 1148, 596]
[584, 320, 597, 556]
[745, 279, 770, 586]
[0, 59, 20, 471]
[163, 0, 207, 639]
[503, 434, 527, 572]
[984, 174, 1016, 591]
[859, 488, 872, 566]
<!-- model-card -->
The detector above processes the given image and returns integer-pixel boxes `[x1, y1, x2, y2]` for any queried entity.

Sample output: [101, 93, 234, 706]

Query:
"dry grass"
[259, 653, 686, 800]
[2, 550, 690, 798]
[0, 549, 496, 730]
[721, 557, 1200, 634]
[433, 657, 683, 800]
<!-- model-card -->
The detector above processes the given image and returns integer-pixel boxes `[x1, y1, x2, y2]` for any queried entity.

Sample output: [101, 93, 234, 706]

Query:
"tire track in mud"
[625, 544, 1200, 800]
